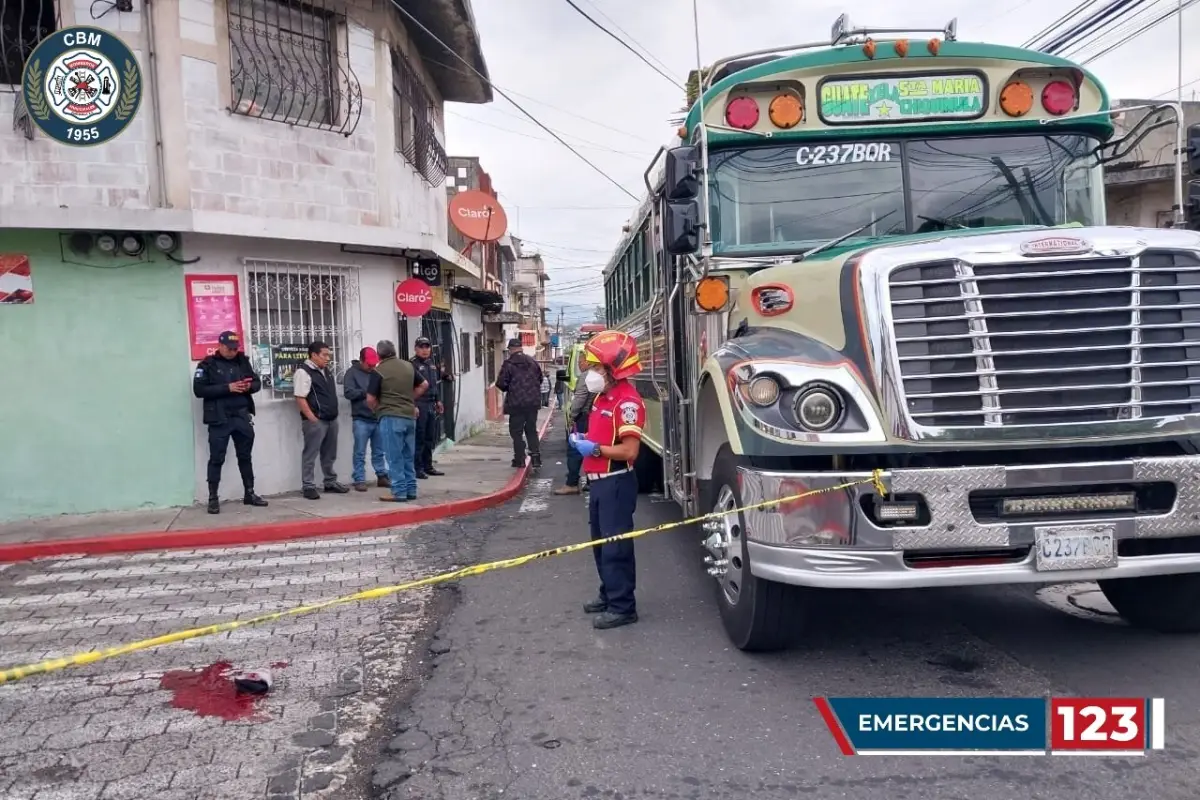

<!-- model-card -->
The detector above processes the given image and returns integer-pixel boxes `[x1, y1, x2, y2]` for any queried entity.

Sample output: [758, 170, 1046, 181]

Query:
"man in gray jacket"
[343, 346, 389, 492]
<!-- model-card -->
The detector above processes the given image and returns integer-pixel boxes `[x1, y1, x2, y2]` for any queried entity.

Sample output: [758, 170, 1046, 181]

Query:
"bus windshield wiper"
[793, 209, 899, 263]
[989, 156, 1052, 226]
[917, 214, 967, 229]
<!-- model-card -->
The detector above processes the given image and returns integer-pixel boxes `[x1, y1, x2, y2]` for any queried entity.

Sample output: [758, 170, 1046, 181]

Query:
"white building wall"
[450, 301, 486, 440]
[185, 234, 406, 502]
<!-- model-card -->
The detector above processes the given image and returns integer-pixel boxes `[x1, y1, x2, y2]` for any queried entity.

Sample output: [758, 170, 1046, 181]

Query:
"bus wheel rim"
[710, 484, 743, 607]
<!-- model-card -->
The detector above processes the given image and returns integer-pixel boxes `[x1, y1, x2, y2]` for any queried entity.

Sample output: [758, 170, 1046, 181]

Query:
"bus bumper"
[735, 455, 1200, 590]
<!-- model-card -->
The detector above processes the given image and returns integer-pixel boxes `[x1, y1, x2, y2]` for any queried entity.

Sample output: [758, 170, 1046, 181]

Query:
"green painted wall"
[0, 230, 195, 522]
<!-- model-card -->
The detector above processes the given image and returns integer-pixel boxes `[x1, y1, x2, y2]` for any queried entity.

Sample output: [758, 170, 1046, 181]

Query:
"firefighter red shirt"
[583, 379, 646, 474]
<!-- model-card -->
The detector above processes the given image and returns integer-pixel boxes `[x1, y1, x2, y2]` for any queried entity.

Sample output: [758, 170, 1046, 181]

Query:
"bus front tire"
[1099, 572, 1200, 633]
[707, 445, 803, 652]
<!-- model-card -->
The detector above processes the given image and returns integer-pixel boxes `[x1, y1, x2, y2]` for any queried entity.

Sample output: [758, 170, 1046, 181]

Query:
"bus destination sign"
[819, 73, 986, 124]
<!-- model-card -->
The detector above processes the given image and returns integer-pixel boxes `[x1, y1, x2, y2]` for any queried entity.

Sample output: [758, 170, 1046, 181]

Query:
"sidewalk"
[0, 408, 554, 561]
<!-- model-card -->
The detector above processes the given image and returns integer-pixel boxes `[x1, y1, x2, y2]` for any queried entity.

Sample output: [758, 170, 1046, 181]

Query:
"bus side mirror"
[664, 146, 700, 200]
[664, 199, 700, 255]
[1185, 181, 1200, 230]
[1188, 124, 1200, 176]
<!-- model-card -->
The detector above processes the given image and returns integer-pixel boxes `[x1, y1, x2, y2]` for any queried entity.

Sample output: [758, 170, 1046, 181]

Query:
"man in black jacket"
[192, 330, 269, 514]
[495, 338, 544, 468]
[410, 337, 445, 479]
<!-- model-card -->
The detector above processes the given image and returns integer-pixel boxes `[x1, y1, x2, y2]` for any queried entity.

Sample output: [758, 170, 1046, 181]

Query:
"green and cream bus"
[603, 14, 1200, 651]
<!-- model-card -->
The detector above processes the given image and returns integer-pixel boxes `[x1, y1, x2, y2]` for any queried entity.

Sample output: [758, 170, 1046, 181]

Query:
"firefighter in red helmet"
[568, 330, 645, 629]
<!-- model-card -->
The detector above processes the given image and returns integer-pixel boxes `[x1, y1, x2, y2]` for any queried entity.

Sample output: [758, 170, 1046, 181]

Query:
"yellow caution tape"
[0, 469, 886, 685]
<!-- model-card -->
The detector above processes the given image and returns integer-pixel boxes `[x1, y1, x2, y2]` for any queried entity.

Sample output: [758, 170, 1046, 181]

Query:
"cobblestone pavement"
[0, 512, 505, 800]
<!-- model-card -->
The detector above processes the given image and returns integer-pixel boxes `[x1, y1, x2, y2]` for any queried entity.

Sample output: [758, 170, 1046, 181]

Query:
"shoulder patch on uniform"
[619, 401, 640, 424]
[195, 369, 205, 378]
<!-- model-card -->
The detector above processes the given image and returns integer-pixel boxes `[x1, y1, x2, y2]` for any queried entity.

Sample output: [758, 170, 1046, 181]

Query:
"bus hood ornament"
[1019, 235, 1093, 257]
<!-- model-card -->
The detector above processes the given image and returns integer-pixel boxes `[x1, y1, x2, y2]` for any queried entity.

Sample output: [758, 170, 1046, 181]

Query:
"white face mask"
[584, 370, 606, 393]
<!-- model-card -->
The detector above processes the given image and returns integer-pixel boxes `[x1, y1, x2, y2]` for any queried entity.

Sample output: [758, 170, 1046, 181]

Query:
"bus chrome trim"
[745, 542, 1200, 590]
[855, 227, 1200, 444]
[728, 360, 887, 444]
[736, 453, 1200, 551]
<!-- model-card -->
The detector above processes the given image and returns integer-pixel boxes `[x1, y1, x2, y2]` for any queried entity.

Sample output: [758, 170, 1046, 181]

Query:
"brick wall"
[0, 0, 458, 245]
[0, 0, 152, 210]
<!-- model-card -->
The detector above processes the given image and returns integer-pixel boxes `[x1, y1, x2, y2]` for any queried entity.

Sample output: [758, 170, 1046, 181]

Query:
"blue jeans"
[351, 418, 387, 484]
[379, 415, 417, 499]
[565, 414, 588, 487]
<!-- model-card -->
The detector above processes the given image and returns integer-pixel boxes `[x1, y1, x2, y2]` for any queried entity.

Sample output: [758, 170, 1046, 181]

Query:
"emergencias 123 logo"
[21, 26, 143, 147]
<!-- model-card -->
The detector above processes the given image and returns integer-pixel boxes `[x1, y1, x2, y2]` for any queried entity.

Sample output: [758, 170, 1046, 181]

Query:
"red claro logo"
[394, 278, 433, 317]
[1019, 236, 1092, 257]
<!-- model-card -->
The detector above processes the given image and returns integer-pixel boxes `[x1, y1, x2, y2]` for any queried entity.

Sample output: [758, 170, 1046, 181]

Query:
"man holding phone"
[193, 330, 269, 514]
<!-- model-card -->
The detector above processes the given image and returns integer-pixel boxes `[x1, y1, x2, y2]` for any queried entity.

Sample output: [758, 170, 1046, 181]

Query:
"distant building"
[1105, 98, 1200, 227]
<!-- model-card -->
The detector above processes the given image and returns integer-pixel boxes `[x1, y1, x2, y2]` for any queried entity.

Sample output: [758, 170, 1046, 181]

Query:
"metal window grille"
[227, 0, 362, 135]
[391, 46, 446, 186]
[2, 0, 57, 89]
[474, 332, 483, 368]
[460, 331, 470, 373]
[242, 259, 362, 397]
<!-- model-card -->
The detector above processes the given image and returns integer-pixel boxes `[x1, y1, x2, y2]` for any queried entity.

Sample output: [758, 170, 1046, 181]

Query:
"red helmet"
[583, 330, 642, 380]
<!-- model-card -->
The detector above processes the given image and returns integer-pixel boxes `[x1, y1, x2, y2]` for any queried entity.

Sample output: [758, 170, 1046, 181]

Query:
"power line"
[560, 0, 684, 90]
[424, 55, 664, 146]
[1023, 0, 1101, 47]
[576, 0, 678, 79]
[386, 0, 639, 201]
[1060, 0, 1168, 60]
[445, 110, 647, 158]
[1081, 0, 1200, 63]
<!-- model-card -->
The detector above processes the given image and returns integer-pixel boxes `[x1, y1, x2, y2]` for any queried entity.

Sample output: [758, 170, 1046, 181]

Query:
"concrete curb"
[0, 414, 555, 563]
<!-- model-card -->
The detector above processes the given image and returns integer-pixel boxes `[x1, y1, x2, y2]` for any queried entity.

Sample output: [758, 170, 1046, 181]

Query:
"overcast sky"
[444, 0, 1198, 324]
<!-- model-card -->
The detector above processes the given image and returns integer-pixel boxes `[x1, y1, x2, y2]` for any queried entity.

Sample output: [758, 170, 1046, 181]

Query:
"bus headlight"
[794, 384, 844, 432]
[745, 375, 780, 407]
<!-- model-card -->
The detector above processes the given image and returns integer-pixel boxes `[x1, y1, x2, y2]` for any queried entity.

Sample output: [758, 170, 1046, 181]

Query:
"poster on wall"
[270, 343, 309, 392]
[185, 274, 243, 360]
[0, 255, 33, 304]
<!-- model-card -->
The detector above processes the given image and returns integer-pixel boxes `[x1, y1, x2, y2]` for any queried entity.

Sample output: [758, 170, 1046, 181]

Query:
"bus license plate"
[1034, 525, 1117, 572]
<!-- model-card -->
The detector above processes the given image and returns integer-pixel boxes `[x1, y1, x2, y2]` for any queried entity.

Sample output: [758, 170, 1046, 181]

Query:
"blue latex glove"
[569, 433, 599, 458]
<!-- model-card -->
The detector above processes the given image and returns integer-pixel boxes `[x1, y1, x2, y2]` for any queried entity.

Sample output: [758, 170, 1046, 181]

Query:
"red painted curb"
[0, 413, 556, 563]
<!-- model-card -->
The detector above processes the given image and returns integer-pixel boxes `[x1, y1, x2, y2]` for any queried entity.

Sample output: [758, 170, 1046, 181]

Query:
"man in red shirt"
[568, 330, 645, 630]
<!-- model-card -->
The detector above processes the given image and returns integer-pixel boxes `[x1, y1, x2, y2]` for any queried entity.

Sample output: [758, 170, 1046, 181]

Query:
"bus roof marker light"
[1000, 80, 1033, 117]
[862, 39, 876, 59]
[768, 94, 802, 129]
[927, 38, 941, 55]
[725, 96, 760, 130]
[894, 39, 909, 58]
[1041, 80, 1076, 116]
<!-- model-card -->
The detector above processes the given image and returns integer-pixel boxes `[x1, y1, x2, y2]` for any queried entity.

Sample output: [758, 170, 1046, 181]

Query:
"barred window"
[391, 47, 447, 186]
[459, 331, 470, 373]
[1, 0, 57, 88]
[474, 333, 483, 368]
[242, 260, 363, 397]
[227, 0, 362, 135]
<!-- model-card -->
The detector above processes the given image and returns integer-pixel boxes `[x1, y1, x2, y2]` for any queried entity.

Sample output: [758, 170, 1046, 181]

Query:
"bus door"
[662, 252, 696, 514]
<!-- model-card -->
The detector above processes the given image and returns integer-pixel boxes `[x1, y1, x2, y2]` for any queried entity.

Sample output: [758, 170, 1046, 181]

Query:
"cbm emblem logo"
[21, 26, 142, 147]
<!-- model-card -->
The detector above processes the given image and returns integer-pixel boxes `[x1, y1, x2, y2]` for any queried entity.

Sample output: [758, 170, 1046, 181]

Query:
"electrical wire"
[1039, 0, 1142, 54]
[576, 0, 678, 78]
[1055, 0, 1158, 58]
[386, 0, 639, 201]
[1080, 0, 1200, 63]
[560, 0, 684, 90]
[445, 110, 647, 158]
[1023, 0, 1101, 47]
[423, 54, 664, 146]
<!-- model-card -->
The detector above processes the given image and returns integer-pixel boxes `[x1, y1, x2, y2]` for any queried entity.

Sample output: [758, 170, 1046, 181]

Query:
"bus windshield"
[708, 133, 1105, 256]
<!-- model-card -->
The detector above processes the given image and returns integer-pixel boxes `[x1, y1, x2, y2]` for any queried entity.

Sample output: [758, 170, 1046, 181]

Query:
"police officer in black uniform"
[193, 330, 270, 514]
[411, 337, 445, 479]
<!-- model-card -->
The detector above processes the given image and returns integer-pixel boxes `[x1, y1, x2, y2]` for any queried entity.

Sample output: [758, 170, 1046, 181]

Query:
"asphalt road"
[373, 434, 1200, 800]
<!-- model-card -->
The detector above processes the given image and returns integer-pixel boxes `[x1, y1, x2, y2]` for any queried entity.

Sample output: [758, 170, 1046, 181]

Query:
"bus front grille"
[887, 250, 1200, 428]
